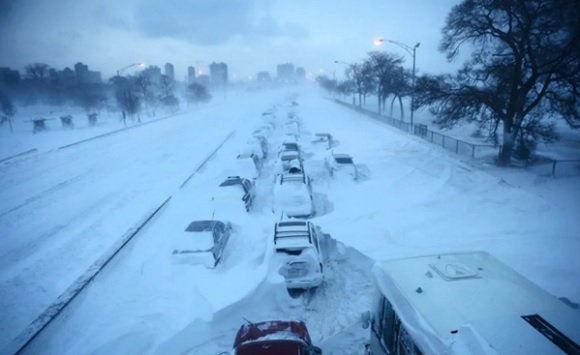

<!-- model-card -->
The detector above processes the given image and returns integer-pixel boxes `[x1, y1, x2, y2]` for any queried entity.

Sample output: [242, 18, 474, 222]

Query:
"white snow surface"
[0, 87, 578, 354]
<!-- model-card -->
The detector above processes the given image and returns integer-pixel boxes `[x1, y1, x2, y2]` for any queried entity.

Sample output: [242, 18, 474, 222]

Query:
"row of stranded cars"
[177, 104, 579, 354]
[222, 251, 579, 355]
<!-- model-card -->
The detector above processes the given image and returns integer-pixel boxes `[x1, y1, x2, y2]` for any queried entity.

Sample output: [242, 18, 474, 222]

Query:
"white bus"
[361, 251, 579, 355]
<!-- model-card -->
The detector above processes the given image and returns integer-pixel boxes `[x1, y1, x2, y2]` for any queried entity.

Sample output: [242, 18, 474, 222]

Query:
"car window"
[335, 156, 353, 164]
[310, 226, 320, 251]
[280, 153, 299, 161]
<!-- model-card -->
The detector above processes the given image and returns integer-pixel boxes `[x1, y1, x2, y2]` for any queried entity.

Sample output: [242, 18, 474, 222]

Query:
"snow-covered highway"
[1, 88, 578, 354]
[0, 92, 277, 351]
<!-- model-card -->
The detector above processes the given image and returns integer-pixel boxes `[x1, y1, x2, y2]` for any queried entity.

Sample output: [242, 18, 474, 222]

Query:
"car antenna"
[242, 317, 253, 325]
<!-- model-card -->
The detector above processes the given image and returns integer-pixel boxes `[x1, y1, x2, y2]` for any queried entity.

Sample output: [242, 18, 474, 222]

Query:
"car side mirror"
[312, 346, 322, 354]
[361, 310, 372, 329]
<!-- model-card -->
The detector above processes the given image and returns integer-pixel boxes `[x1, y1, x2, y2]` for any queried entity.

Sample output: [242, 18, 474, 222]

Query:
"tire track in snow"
[0, 190, 117, 281]
[9, 127, 244, 355]
[3, 198, 172, 355]
[175, 236, 376, 355]
[0, 171, 92, 218]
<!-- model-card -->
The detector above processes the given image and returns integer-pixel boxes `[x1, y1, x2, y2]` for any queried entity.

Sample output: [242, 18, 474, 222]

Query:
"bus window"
[394, 314, 423, 355]
[380, 298, 396, 352]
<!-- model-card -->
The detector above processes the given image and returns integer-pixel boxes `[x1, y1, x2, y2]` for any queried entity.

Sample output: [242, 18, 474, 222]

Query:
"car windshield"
[335, 156, 353, 164]
[185, 220, 222, 232]
[219, 179, 242, 187]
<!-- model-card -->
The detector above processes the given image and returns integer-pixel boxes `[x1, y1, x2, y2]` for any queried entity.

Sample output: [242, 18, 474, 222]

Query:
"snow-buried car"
[230, 320, 322, 355]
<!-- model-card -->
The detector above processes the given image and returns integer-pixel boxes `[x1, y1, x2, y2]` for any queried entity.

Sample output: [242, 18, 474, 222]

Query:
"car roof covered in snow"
[373, 251, 579, 354]
[274, 221, 312, 246]
[176, 229, 214, 251]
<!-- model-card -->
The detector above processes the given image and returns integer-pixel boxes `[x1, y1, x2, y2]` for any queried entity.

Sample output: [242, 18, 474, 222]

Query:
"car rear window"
[236, 340, 303, 355]
[281, 154, 299, 161]
[276, 248, 303, 255]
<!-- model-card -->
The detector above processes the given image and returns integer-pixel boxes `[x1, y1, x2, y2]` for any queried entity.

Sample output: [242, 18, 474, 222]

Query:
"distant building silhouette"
[277, 63, 295, 83]
[0, 67, 21, 85]
[209, 62, 228, 87]
[295, 67, 306, 81]
[165, 63, 175, 81]
[187, 66, 196, 85]
[257, 71, 271, 82]
[74, 62, 101, 84]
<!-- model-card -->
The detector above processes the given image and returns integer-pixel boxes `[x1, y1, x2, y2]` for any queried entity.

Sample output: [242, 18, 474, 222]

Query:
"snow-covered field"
[1, 87, 579, 354]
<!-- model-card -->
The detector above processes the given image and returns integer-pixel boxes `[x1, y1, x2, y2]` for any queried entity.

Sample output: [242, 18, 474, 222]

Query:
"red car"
[232, 320, 322, 355]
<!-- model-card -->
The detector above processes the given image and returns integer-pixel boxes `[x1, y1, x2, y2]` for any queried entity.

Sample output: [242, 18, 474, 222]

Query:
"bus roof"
[373, 251, 579, 354]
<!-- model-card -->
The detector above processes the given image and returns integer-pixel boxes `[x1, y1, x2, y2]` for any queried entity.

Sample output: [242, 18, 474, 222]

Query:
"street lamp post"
[116, 62, 145, 77]
[374, 38, 420, 127]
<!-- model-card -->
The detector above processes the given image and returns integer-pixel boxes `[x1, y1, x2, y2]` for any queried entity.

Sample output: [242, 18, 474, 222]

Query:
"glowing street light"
[374, 37, 420, 126]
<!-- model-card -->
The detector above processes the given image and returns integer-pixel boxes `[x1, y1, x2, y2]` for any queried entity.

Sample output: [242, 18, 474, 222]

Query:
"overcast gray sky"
[0, 0, 462, 80]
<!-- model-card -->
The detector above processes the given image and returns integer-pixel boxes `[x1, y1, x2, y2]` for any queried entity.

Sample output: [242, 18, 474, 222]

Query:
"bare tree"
[134, 73, 155, 119]
[157, 75, 179, 113]
[415, 0, 580, 166]
[186, 83, 212, 106]
[76, 83, 107, 114]
[347, 63, 375, 107]
[0, 91, 16, 133]
[315, 75, 337, 96]
[111, 75, 141, 126]
[366, 51, 406, 114]
[24, 63, 51, 81]
[336, 80, 355, 101]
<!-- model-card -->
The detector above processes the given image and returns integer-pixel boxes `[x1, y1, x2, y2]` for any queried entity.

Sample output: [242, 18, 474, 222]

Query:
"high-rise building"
[277, 63, 295, 83]
[74, 62, 88, 82]
[187, 66, 196, 85]
[165, 63, 175, 81]
[209, 62, 228, 86]
[74, 62, 101, 83]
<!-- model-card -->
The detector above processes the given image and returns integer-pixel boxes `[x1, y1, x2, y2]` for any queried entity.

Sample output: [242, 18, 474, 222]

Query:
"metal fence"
[333, 99, 496, 159]
[332, 99, 580, 177]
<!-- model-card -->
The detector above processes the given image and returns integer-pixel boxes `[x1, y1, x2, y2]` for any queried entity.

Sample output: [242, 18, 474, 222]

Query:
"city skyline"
[0, 1, 463, 81]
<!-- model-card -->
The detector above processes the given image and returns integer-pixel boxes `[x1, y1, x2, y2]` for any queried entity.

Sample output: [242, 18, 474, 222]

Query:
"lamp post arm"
[117, 63, 143, 76]
[386, 40, 414, 56]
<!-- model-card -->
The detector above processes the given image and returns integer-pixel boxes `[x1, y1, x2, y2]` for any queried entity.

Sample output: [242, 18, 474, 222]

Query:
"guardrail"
[332, 99, 580, 177]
